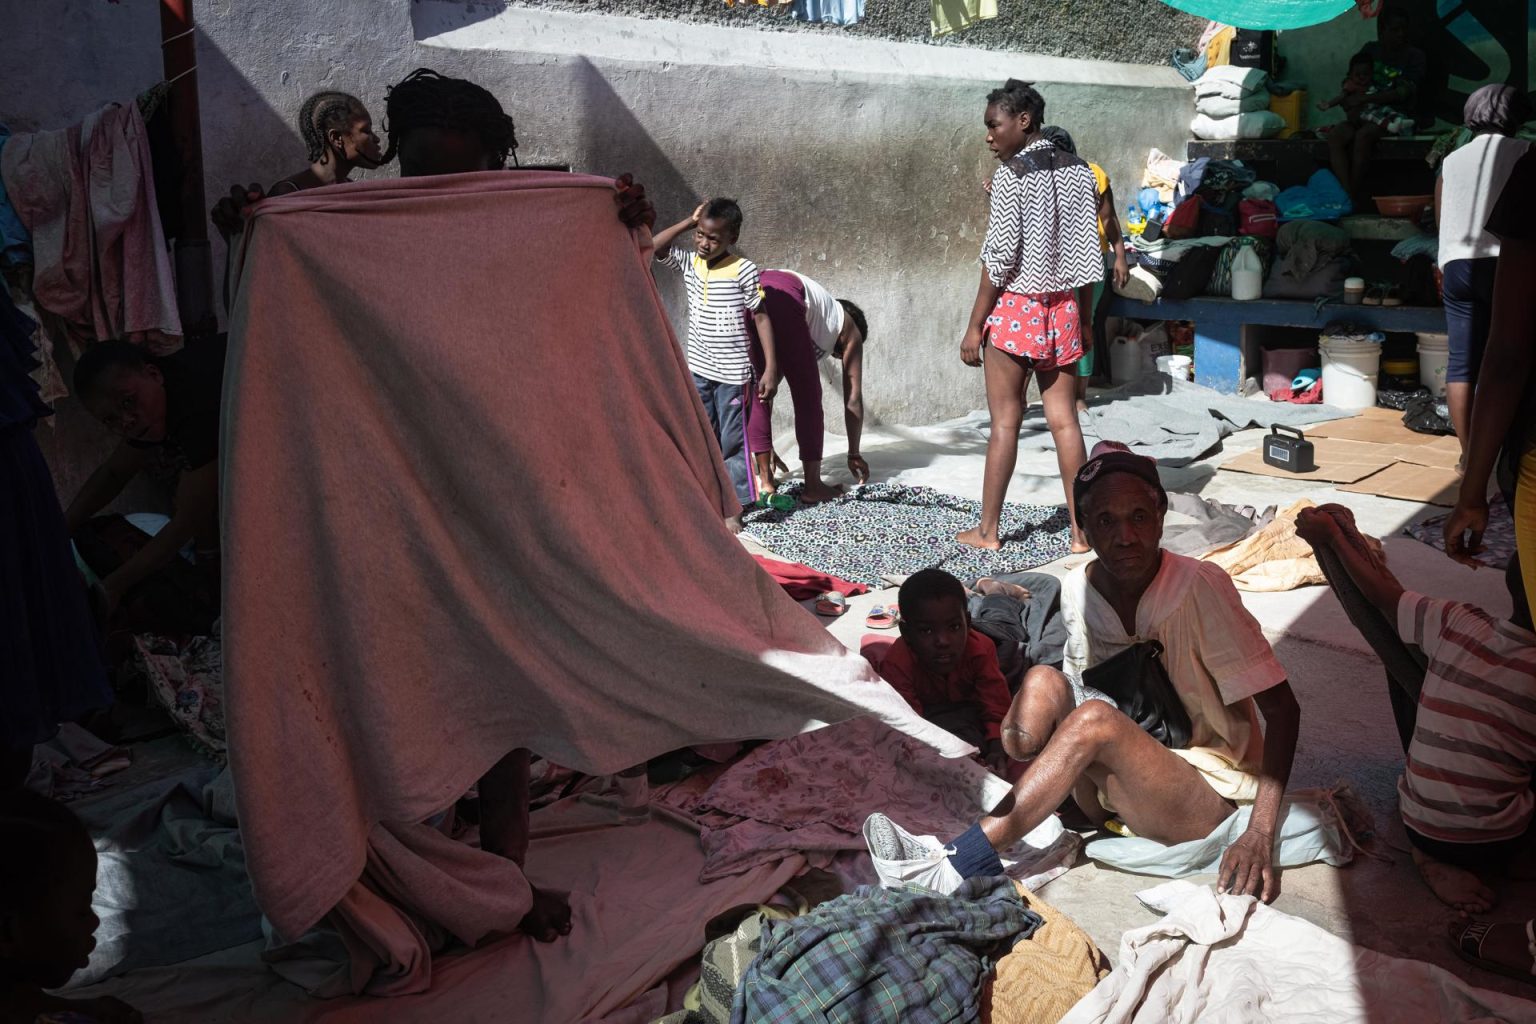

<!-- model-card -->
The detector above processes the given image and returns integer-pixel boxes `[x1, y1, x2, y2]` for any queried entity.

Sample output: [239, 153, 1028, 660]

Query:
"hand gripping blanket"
[224, 172, 971, 994]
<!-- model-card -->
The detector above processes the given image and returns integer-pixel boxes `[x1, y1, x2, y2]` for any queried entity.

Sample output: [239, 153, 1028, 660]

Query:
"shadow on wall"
[193, 35, 313, 320]
[570, 56, 697, 331]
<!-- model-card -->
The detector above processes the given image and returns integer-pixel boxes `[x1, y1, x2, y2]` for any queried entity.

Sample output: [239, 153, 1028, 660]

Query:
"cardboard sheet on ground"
[1220, 437, 1397, 483]
[1380, 436, 1463, 471]
[223, 172, 971, 993]
[1340, 462, 1462, 506]
[1301, 406, 1440, 447]
[75, 798, 802, 1022]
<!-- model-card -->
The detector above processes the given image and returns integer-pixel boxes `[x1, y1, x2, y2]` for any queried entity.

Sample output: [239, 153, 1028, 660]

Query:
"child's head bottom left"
[0, 789, 100, 989]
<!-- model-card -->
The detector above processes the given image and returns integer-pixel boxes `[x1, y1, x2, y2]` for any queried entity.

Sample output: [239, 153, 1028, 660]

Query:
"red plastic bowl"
[1373, 195, 1433, 218]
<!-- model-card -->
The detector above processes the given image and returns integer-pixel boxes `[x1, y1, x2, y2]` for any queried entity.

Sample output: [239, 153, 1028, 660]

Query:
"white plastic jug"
[1231, 246, 1263, 301]
[1110, 336, 1151, 384]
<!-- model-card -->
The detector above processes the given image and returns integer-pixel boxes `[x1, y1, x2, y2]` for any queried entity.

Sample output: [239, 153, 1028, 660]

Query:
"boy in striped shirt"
[654, 199, 778, 514]
[1297, 504, 1536, 916]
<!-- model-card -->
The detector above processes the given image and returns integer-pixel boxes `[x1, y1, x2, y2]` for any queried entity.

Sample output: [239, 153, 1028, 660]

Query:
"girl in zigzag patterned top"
[957, 79, 1104, 555]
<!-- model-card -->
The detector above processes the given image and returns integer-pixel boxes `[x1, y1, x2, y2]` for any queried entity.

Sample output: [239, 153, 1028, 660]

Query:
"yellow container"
[1270, 90, 1308, 138]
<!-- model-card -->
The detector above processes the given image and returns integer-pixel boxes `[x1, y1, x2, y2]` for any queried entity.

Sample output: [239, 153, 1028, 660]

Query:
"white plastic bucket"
[1156, 354, 1193, 380]
[1416, 332, 1449, 396]
[1110, 336, 1151, 384]
[1320, 337, 1382, 410]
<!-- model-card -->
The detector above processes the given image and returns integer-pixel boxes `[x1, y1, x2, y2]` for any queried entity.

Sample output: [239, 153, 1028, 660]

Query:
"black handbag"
[1082, 640, 1193, 749]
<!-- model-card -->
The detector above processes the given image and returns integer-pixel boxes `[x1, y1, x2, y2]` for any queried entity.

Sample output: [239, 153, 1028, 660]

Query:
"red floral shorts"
[985, 290, 1082, 370]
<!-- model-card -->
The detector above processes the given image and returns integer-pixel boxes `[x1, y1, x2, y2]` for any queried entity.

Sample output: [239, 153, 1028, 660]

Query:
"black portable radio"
[1262, 424, 1315, 473]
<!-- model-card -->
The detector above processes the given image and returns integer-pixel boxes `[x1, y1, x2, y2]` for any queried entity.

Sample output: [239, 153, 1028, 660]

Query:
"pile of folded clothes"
[1192, 66, 1285, 141]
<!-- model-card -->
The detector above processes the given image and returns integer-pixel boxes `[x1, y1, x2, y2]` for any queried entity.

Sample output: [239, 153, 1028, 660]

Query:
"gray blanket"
[68, 764, 261, 987]
[1014, 376, 1350, 467]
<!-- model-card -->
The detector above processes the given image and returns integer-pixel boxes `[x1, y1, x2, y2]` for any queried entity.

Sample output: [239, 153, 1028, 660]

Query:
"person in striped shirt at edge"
[957, 80, 1103, 555]
[1295, 504, 1536, 970]
[654, 199, 779, 529]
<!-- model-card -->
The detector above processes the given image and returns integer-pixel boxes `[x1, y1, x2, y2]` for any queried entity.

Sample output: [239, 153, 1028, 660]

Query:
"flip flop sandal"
[866, 604, 898, 629]
[1452, 918, 1536, 985]
[814, 591, 848, 617]
[1362, 286, 1385, 306]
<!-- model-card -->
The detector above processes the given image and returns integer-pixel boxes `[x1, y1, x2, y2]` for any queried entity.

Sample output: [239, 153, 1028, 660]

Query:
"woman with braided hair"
[211, 90, 381, 237]
[212, 70, 650, 238]
[269, 90, 383, 196]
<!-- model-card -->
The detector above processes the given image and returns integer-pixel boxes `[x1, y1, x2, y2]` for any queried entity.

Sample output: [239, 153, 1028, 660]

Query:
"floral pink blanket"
[681, 717, 1079, 886]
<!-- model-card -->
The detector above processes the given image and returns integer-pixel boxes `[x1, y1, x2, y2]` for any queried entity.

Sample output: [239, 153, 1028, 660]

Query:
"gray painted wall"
[192, 0, 1193, 437]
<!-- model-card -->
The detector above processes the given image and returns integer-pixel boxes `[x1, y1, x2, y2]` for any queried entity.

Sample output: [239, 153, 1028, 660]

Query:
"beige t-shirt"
[1061, 551, 1287, 774]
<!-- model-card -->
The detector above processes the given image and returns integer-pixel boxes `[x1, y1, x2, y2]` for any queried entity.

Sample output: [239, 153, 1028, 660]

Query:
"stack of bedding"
[1192, 66, 1285, 141]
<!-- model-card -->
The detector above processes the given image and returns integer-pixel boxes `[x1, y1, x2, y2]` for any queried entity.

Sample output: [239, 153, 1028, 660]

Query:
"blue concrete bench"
[1105, 295, 1448, 393]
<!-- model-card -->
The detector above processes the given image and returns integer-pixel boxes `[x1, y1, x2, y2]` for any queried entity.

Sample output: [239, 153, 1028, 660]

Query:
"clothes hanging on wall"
[0, 101, 182, 357]
[932, 0, 997, 36]
[794, 0, 865, 26]
[0, 126, 32, 270]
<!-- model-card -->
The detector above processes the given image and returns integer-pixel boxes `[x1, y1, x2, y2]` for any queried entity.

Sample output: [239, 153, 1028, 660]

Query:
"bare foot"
[976, 577, 1032, 601]
[801, 480, 845, 504]
[726, 514, 743, 534]
[1075, 399, 1090, 415]
[1070, 528, 1092, 555]
[1413, 847, 1497, 914]
[517, 886, 573, 943]
[956, 526, 1002, 551]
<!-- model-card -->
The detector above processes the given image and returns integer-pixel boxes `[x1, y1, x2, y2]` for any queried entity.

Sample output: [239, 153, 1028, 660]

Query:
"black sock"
[946, 823, 1004, 879]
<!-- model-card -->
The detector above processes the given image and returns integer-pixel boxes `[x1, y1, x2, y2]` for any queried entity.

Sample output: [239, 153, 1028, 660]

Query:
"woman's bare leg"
[1329, 122, 1359, 196]
[1038, 364, 1091, 551]
[958, 348, 1031, 550]
[1448, 381, 1472, 464]
[479, 748, 531, 864]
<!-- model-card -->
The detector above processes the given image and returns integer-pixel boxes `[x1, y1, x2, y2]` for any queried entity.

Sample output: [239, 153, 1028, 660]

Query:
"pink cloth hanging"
[1, 102, 181, 356]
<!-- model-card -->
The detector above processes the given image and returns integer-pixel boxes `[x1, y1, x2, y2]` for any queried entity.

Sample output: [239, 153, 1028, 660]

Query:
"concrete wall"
[193, 0, 1191, 436]
[0, 0, 170, 507]
[508, 0, 1204, 66]
[0, 0, 165, 133]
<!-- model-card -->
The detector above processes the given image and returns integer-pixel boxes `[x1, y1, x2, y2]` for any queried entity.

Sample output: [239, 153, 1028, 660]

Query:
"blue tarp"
[1160, 0, 1354, 30]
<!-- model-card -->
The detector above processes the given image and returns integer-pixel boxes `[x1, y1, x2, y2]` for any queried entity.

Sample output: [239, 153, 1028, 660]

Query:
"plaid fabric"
[730, 877, 1040, 1024]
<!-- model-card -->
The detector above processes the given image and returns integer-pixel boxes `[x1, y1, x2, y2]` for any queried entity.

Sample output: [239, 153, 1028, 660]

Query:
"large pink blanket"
[224, 172, 970, 989]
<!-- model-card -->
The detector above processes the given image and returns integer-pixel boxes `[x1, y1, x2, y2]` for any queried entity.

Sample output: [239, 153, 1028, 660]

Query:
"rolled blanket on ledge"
[1192, 111, 1286, 141]
[1195, 91, 1275, 118]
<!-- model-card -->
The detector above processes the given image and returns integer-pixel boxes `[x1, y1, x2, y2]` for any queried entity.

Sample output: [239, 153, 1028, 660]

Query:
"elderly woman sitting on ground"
[868, 443, 1301, 901]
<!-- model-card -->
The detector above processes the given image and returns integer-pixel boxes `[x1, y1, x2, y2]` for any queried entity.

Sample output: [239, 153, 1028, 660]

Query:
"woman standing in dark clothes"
[0, 287, 111, 787]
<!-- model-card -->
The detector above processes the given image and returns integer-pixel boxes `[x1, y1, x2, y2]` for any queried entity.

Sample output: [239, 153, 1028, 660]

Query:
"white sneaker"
[862, 812, 965, 895]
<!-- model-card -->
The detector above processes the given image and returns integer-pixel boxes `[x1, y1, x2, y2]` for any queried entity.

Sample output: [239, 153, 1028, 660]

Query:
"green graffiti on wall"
[1411, 1, 1534, 122]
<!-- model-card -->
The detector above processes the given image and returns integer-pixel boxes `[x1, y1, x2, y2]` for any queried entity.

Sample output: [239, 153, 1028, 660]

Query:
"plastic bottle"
[1231, 245, 1263, 301]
